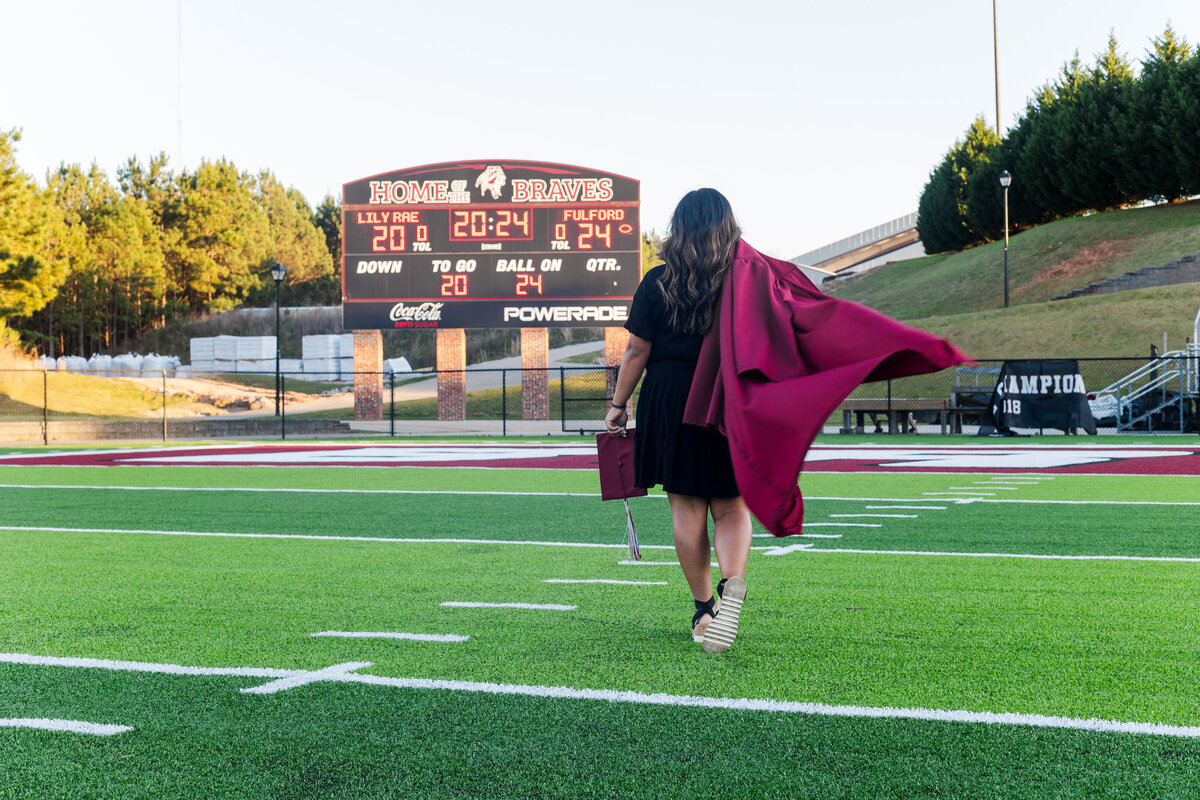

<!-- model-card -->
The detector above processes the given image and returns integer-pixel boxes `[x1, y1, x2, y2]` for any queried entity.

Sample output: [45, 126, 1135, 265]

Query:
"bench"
[948, 365, 1000, 433]
[838, 398, 950, 435]
[949, 388, 993, 433]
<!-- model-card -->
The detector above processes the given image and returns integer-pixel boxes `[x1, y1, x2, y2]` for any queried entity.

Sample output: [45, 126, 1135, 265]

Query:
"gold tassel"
[623, 498, 641, 561]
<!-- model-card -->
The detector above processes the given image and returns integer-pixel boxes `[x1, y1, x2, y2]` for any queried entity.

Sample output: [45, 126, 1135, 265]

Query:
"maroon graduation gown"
[683, 240, 970, 537]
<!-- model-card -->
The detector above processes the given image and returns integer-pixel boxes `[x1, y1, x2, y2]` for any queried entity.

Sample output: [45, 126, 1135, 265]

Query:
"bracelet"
[610, 400, 626, 409]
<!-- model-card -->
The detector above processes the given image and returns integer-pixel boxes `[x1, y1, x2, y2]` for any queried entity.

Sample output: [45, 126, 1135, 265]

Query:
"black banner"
[984, 360, 1097, 435]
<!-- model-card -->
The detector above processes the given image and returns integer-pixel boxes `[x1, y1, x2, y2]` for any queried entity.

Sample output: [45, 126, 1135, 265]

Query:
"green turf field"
[2, 451, 1200, 798]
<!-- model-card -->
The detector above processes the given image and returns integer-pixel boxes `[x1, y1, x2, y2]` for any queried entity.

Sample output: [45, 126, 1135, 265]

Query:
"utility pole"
[992, 0, 1002, 137]
[178, 0, 183, 167]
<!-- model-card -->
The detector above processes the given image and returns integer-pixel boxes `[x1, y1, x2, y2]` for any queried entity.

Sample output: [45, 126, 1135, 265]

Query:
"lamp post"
[999, 170, 1012, 308]
[270, 262, 287, 415]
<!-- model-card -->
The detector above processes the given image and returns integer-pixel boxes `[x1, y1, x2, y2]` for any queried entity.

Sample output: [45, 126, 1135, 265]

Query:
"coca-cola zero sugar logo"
[389, 302, 444, 328]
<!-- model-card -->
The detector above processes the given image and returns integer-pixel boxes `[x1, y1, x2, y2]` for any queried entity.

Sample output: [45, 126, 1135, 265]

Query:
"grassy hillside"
[827, 200, 1200, 320]
[907, 283, 1200, 359]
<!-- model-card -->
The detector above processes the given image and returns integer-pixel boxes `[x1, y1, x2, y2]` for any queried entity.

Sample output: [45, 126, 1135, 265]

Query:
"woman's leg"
[709, 495, 752, 580]
[702, 495, 752, 653]
[667, 492, 714, 616]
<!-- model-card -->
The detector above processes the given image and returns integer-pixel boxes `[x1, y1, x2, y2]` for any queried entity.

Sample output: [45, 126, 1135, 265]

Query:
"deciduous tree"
[0, 130, 66, 345]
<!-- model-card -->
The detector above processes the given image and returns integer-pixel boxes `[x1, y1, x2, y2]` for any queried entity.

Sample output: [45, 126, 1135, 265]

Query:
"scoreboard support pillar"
[437, 328, 467, 421]
[605, 328, 629, 402]
[353, 330, 384, 421]
[521, 328, 549, 420]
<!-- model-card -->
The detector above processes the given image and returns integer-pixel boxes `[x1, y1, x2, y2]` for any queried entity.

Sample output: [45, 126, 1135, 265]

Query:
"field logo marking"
[804, 448, 1195, 469]
[5, 651, 1200, 740]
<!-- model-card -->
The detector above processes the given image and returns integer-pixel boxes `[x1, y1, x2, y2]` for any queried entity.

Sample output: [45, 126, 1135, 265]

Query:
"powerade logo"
[502, 306, 628, 323]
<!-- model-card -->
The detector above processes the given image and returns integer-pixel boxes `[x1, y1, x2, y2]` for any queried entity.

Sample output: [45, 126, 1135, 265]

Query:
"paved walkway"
[347, 340, 608, 435]
[218, 340, 610, 429]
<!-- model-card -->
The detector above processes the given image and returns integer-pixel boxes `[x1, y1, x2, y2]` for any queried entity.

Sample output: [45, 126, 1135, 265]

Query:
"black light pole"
[999, 170, 1012, 308]
[270, 262, 287, 414]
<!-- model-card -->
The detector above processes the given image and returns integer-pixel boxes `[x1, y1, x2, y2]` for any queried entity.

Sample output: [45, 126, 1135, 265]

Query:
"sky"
[4, 0, 1199, 259]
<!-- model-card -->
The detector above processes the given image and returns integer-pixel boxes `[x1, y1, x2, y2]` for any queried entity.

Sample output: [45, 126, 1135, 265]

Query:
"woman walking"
[605, 188, 748, 653]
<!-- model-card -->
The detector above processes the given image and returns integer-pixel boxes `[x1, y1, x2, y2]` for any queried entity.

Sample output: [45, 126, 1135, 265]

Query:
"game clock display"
[342, 161, 640, 329]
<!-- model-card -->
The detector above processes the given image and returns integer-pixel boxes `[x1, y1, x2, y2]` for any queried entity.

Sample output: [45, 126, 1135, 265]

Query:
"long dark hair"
[657, 188, 741, 335]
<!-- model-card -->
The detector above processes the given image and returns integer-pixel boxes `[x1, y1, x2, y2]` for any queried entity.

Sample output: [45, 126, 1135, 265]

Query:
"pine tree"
[1121, 25, 1192, 201]
[917, 118, 1000, 253]
[1163, 40, 1200, 195]
[170, 159, 272, 312]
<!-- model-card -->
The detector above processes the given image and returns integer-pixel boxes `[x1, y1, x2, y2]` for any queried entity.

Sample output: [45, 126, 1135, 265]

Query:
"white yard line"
[761, 543, 817, 555]
[973, 498, 1200, 506]
[3, 652, 1197, 740]
[241, 662, 374, 696]
[543, 579, 667, 586]
[7, 524, 1200, 562]
[866, 506, 947, 510]
[440, 602, 577, 611]
[786, 547, 1200, 563]
[811, 496, 982, 503]
[0, 526, 677, 551]
[829, 514, 918, 519]
[310, 631, 469, 643]
[964, 485, 1020, 490]
[754, 533, 842, 539]
[923, 492, 996, 496]
[0, 718, 132, 736]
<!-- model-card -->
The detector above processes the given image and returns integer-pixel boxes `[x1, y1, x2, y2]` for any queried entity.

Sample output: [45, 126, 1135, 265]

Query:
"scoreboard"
[342, 161, 640, 329]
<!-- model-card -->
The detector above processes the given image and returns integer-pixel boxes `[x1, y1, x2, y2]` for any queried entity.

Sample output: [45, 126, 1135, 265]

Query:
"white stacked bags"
[301, 335, 340, 381]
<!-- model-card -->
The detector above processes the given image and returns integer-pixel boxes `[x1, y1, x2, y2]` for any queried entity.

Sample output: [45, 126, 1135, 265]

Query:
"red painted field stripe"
[2, 444, 1199, 475]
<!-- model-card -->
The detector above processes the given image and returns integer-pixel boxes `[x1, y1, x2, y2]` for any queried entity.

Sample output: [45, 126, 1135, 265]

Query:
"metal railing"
[1090, 349, 1200, 432]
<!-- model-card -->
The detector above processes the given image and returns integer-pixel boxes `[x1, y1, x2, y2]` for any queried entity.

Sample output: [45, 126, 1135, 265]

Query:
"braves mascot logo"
[475, 166, 507, 200]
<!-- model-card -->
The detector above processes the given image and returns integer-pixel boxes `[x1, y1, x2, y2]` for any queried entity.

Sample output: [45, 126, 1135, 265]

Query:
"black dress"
[625, 265, 739, 498]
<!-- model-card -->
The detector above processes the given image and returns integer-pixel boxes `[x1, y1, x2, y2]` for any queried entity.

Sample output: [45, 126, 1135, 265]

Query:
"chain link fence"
[836, 357, 1198, 435]
[0, 365, 616, 443]
[2, 357, 1196, 443]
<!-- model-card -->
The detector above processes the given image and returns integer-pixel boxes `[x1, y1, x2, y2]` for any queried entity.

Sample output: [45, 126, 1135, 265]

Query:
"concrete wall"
[1054, 254, 1200, 301]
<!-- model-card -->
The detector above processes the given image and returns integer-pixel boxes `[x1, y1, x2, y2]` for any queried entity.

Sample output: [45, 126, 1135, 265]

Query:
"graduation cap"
[595, 429, 646, 560]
